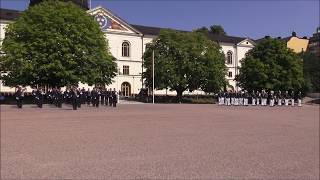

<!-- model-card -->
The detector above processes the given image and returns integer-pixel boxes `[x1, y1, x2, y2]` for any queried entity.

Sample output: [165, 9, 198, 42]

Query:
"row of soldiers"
[16, 86, 118, 110]
[217, 90, 303, 107]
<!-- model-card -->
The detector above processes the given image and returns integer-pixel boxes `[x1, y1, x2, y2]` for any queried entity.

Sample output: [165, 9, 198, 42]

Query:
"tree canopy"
[209, 25, 227, 35]
[301, 51, 320, 92]
[236, 38, 306, 91]
[0, 0, 116, 88]
[143, 29, 227, 101]
[194, 25, 227, 35]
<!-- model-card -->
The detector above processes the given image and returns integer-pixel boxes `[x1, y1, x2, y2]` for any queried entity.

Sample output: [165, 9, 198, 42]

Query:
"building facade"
[308, 27, 320, 57]
[0, 4, 254, 95]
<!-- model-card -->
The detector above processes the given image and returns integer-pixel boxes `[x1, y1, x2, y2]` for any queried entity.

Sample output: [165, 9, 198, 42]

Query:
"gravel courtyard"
[1, 104, 319, 179]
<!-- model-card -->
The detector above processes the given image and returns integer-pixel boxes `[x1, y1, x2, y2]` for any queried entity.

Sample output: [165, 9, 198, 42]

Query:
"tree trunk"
[176, 89, 183, 103]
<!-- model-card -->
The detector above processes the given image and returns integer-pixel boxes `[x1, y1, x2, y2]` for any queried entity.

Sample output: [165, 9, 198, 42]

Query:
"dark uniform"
[91, 89, 99, 107]
[100, 89, 106, 105]
[36, 88, 44, 108]
[56, 88, 63, 108]
[297, 91, 302, 107]
[112, 89, 117, 107]
[86, 89, 91, 106]
[15, 87, 24, 108]
[251, 91, 256, 105]
[76, 88, 81, 108]
[108, 89, 113, 106]
[70, 88, 78, 110]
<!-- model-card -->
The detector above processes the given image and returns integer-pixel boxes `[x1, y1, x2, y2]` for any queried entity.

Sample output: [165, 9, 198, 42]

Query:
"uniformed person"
[255, 91, 260, 106]
[239, 91, 244, 106]
[86, 88, 91, 106]
[269, 91, 275, 107]
[76, 88, 81, 108]
[261, 90, 267, 106]
[36, 88, 44, 108]
[56, 88, 63, 108]
[290, 90, 295, 107]
[243, 90, 249, 106]
[297, 91, 302, 107]
[15, 86, 25, 108]
[80, 87, 86, 105]
[251, 90, 256, 106]
[91, 88, 99, 107]
[112, 88, 118, 107]
[284, 91, 289, 106]
[108, 88, 113, 107]
[70, 87, 78, 110]
[100, 88, 106, 105]
[217, 90, 222, 105]
[276, 90, 282, 106]
[105, 89, 110, 106]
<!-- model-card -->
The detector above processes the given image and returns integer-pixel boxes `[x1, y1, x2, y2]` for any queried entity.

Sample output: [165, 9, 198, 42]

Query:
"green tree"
[143, 29, 227, 101]
[0, 0, 116, 88]
[194, 25, 227, 35]
[194, 26, 209, 34]
[236, 38, 306, 91]
[301, 51, 320, 92]
[209, 25, 226, 35]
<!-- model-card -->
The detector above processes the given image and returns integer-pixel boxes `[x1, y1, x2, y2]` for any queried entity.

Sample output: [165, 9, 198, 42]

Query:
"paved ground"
[1, 104, 319, 180]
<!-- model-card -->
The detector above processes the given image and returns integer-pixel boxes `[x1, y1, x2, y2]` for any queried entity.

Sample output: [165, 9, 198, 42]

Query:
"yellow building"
[285, 32, 309, 53]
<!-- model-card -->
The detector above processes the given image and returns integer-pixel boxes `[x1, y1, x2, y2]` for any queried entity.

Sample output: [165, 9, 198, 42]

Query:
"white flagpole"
[152, 50, 155, 104]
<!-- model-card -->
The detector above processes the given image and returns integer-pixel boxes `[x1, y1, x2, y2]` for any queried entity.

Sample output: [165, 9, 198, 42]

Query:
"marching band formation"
[217, 90, 303, 107]
[14, 87, 304, 109]
[15, 86, 118, 110]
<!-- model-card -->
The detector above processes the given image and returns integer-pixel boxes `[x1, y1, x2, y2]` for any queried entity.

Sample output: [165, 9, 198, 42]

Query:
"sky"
[1, 0, 319, 39]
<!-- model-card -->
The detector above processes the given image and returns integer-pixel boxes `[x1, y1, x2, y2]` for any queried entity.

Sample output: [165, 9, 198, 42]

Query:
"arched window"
[227, 51, 233, 64]
[121, 82, 131, 97]
[122, 41, 130, 57]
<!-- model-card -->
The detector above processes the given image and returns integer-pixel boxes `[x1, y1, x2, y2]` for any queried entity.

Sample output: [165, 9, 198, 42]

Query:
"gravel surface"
[1, 104, 319, 179]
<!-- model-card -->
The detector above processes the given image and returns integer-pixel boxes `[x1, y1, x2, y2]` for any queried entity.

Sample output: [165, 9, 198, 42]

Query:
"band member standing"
[251, 90, 256, 106]
[290, 90, 295, 107]
[284, 91, 289, 106]
[297, 91, 302, 107]
[269, 91, 275, 107]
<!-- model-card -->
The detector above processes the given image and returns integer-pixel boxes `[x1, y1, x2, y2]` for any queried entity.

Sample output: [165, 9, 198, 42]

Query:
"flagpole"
[152, 50, 155, 104]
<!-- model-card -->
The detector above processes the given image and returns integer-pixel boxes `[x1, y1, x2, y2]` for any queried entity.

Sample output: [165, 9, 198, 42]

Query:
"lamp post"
[133, 76, 135, 96]
[117, 68, 120, 100]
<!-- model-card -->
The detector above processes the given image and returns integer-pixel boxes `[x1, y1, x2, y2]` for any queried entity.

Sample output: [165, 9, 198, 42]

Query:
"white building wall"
[104, 33, 143, 95]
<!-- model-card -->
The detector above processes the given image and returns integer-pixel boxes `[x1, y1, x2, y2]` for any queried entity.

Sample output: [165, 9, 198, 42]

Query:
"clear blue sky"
[1, 0, 319, 39]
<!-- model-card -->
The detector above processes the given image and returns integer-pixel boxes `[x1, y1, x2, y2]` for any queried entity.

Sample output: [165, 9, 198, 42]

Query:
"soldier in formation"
[15, 86, 26, 108]
[20, 86, 120, 110]
[217, 89, 303, 107]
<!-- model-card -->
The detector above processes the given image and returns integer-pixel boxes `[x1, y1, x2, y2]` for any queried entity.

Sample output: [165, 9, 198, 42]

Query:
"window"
[228, 71, 232, 78]
[122, 41, 130, 57]
[227, 51, 233, 64]
[123, 65, 129, 75]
